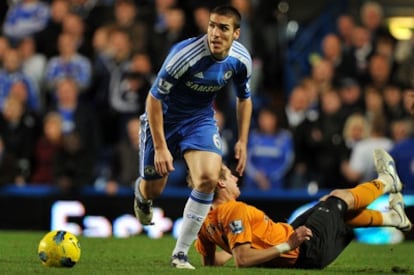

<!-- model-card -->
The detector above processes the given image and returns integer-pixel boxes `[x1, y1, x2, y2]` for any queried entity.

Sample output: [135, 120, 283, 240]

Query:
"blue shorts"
[139, 114, 223, 180]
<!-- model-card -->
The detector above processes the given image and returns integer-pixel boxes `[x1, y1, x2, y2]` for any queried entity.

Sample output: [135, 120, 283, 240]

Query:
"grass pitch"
[0, 230, 413, 275]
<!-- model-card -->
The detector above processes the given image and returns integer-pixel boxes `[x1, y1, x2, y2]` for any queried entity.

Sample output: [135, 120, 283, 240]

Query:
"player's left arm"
[233, 47, 253, 176]
[234, 97, 252, 176]
[231, 225, 313, 268]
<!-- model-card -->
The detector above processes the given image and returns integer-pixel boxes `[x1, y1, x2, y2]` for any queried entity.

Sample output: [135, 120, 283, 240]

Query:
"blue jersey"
[244, 129, 294, 190]
[45, 54, 92, 91]
[390, 139, 414, 190]
[3, 1, 50, 41]
[140, 35, 252, 179]
[149, 34, 252, 122]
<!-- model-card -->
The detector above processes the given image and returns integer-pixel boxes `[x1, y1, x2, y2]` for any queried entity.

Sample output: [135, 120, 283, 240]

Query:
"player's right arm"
[146, 94, 174, 176]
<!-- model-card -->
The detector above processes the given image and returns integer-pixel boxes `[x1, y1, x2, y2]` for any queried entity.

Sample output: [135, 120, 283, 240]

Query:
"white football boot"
[389, 192, 412, 232]
[170, 252, 196, 269]
[373, 149, 403, 193]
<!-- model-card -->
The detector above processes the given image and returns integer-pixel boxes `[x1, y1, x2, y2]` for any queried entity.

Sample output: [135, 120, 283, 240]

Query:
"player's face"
[207, 13, 240, 60]
[223, 167, 240, 199]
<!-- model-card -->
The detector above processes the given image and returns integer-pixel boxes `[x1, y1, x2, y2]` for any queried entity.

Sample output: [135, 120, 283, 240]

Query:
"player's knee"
[329, 189, 350, 202]
[193, 173, 218, 193]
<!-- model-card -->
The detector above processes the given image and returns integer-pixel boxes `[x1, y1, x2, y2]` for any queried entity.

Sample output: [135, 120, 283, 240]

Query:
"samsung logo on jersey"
[185, 81, 222, 92]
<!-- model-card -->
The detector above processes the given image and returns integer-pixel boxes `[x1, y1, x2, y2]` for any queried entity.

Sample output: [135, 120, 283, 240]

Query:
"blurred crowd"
[0, 0, 413, 196]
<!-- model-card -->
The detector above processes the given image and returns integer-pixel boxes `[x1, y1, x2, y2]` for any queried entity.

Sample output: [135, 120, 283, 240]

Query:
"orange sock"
[345, 209, 383, 227]
[349, 180, 384, 209]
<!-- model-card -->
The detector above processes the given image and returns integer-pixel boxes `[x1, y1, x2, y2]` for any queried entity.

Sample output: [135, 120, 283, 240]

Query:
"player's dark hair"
[211, 5, 241, 29]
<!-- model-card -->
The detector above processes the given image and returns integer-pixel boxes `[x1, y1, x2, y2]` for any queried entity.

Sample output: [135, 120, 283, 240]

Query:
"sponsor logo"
[158, 78, 173, 94]
[185, 81, 222, 92]
[229, 220, 243, 234]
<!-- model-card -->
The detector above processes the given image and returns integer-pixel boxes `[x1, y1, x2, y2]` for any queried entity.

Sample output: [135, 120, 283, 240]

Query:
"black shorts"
[292, 197, 355, 269]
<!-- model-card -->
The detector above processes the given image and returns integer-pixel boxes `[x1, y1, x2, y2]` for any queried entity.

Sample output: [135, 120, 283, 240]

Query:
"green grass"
[0, 231, 413, 274]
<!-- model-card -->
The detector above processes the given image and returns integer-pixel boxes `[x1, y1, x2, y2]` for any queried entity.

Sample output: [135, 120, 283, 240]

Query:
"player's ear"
[217, 179, 226, 188]
[233, 28, 240, 40]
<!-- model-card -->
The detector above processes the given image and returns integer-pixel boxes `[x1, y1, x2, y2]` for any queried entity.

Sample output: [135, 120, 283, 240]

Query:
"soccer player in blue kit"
[133, 5, 253, 269]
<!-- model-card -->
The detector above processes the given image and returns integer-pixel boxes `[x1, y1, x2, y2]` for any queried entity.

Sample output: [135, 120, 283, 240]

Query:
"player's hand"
[234, 140, 247, 176]
[154, 148, 175, 177]
[287, 226, 313, 249]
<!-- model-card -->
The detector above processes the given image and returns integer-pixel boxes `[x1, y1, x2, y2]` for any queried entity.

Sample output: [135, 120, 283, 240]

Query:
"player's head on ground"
[207, 5, 241, 60]
[213, 164, 241, 202]
[187, 164, 240, 201]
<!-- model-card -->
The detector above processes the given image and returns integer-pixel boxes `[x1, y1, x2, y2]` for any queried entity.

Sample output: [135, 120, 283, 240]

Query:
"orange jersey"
[195, 200, 299, 267]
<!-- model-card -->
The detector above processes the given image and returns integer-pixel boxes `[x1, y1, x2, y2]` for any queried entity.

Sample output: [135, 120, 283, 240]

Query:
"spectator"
[192, 5, 210, 35]
[0, 135, 22, 186]
[310, 58, 335, 95]
[364, 54, 392, 91]
[150, 0, 177, 34]
[45, 32, 92, 95]
[0, 48, 40, 112]
[383, 84, 405, 124]
[336, 14, 355, 54]
[341, 113, 370, 186]
[214, 109, 234, 164]
[0, 36, 11, 67]
[92, 28, 138, 145]
[31, 112, 63, 184]
[17, 36, 47, 100]
[106, 0, 150, 54]
[49, 78, 100, 158]
[283, 84, 314, 131]
[359, 1, 391, 46]
[35, 0, 70, 58]
[101, 117, 141, 195]
[8, 81, 39, 116]
[342, 113, 370, 154]
[350, 26, 374, 84]
[68, 0, 98, 19]
[374, 34, 398, 78]
[389, 119, 414, 190]
[294, 90, 347, 189]
[390, 118, 412, 143]
[299, 77, 319, 112]
[341, 113, 393, 185]
[61, 12, 92, 58]
[244, 107, 294, 191]
[53, 131, 93, 195]
[149, 6, 188, 71]
[337, 77, 364, 118]
[116, 51, 151, 140]
[0, 95, 39, 181]
[2, 0, 50, 44]
[320, 33, 355, 82]
[402, 88, 414, 119]
[364, 86, 384, 123]
[230, 0, 264, 96]
[91, 25, 112, 58]
[395, 34, 414, 89]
